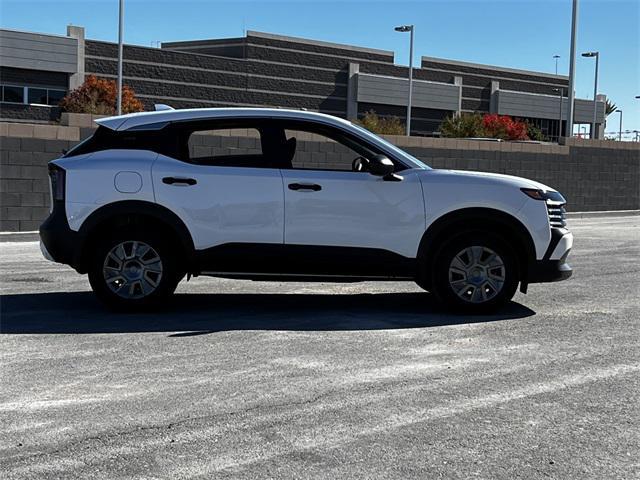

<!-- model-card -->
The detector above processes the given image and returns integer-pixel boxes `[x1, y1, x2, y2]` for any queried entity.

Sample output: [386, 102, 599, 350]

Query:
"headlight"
[520, 188, 565, 203]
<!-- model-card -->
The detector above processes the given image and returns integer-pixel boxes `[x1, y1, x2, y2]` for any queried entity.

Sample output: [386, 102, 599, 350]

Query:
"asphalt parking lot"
[0, 215, 638, 479]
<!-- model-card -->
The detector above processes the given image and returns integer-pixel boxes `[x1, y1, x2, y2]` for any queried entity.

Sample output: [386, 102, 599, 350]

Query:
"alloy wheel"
[102, 241, 163, 299]
[448, 246, 506, 304]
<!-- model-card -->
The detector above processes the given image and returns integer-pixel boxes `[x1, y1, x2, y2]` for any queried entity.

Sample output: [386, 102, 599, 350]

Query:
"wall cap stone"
[60, 112, 107, 128]
[559, 136, 640, 150]
[1, 122, 79, 141]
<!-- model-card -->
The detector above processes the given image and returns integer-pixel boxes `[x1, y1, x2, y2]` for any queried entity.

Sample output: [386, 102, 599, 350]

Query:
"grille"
[547, 202, 567, 228]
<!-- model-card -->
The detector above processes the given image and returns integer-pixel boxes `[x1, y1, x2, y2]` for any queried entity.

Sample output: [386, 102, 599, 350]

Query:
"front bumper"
[527, 256, 573, 283]
[525, 227, 573, 284]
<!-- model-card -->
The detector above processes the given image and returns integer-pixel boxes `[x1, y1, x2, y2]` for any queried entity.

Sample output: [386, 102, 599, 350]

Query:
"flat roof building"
[0, 27, 607, 139]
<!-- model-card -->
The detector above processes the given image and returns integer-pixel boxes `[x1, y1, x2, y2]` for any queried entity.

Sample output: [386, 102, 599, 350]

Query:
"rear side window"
[187, 128, 263, 166]
[64, 126, 178, 158]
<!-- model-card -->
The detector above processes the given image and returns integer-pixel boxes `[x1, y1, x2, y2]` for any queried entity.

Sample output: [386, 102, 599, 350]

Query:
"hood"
[419, 169, 555, 192]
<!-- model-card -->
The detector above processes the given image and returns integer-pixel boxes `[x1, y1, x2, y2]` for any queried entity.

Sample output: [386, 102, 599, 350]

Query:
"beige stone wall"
[1, 117, 638, 231]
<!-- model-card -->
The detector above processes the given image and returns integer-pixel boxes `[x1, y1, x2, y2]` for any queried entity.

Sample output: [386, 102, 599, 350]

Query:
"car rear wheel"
[430, 232, 519, 312]
[88, 229, 181, 310]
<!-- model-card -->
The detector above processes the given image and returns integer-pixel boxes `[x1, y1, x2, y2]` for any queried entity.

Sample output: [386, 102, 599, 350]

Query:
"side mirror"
[368, 154, 395, 177]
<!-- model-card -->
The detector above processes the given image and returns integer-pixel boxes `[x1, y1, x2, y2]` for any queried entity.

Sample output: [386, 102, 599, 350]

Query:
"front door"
[279, 123, 425, 275]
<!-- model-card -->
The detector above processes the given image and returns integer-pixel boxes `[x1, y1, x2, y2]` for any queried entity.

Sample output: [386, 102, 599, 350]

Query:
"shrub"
[357, 110, 405, 135]
[59, 75, 144, 115]
[440, 113, 484, 138]
[440, 113, 537, 141]
[482, 114, 529, 140]
[525, 122, 548, 142]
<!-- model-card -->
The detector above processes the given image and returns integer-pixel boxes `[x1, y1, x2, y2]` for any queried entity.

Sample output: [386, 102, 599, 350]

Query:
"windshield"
[348, 122, 431, 170]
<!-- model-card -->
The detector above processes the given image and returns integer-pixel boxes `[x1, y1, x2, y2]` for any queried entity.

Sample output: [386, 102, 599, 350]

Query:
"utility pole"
[616, 109, 622, 141]
[581, 52, 599, 138]
[395, 25, 414, 136]
[117, 0, 124, 116]
[567, 0, 579, 136]
[554, 87, 564, 139]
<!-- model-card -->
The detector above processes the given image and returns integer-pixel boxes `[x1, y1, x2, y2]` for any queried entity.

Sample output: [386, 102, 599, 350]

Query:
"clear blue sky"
[1, 0, 638, 136]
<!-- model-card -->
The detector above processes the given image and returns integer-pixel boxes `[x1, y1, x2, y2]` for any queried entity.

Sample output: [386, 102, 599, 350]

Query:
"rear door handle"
[288, 183, 321, 192]
[162, 177, 197, 186]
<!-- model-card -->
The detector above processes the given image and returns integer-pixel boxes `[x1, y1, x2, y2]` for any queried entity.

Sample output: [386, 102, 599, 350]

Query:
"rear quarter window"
[64, 126, 178, 158]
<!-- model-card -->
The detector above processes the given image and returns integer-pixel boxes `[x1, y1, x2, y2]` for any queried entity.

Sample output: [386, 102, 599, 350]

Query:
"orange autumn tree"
[59, 75, 144, 115]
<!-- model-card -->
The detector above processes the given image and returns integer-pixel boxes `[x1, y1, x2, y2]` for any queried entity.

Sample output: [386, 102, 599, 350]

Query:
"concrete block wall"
[0, 133, 75, 231]
[1, 120, 638, 231]
[387, 136, 639, 212]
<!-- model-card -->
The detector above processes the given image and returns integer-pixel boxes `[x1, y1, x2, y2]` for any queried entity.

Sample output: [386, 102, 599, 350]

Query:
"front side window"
[274, 120, 411, 173]
[283, 126, 379, 172]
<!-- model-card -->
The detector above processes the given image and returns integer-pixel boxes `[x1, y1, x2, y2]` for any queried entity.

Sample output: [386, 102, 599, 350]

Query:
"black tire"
[429, 231, 519, 312]
[88, 227, 182, 311]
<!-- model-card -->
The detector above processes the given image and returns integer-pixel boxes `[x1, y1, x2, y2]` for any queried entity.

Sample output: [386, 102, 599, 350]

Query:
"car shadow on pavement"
[0, 291, 535, 336]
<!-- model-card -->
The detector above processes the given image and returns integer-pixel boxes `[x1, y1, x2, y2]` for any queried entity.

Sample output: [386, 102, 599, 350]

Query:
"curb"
[0, 231, 39, 243]
[566, 210, 640, 219]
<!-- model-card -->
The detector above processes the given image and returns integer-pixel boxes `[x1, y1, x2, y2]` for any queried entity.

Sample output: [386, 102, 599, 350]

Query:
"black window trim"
[66, 116, 412, 173]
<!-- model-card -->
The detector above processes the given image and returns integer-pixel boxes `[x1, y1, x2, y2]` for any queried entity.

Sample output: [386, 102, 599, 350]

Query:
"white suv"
[40, 108, 572, 311]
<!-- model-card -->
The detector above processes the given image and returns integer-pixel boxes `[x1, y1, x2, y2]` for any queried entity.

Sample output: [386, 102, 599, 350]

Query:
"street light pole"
[117, 0, 124, 116]
[567, 0, 579, 137]
[553, 88, 564, 139]
[553, 55, 560, 75]
[395, 25, 414, 136]
[581, 51, 599, 138]
[616, 109, 622, 141]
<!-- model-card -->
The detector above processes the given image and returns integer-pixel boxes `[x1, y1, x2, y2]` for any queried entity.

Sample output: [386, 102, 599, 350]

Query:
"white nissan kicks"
[40, 108, 572, 311]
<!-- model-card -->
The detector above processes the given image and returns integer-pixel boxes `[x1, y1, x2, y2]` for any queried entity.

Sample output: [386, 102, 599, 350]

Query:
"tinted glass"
[3, 86, 24, 103]
[187, 128, 263, 166]
[65, 126, 179, 158]
[284, 129, 366, 171]
[47, 89, 66, 106]
[28, 88, 48, 105]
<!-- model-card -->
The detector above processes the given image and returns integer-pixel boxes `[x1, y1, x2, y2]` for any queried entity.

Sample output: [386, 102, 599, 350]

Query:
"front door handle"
[162, 176, 197, 186]
[288, 183, 322, 192]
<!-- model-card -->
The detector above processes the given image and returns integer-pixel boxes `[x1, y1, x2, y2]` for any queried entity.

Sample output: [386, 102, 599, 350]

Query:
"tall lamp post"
[553, 87, 564, 139]
[553, 55, 560, 75]
[116, 0, 124, 116]
[395, 25, 414, 136]
[615, 109, 622, 141]
[581, 51, 599, 139]
[567, 0, 579, 137]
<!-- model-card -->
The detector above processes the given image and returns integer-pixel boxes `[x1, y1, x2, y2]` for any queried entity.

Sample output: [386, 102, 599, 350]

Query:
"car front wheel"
[430, 232, 519, 312]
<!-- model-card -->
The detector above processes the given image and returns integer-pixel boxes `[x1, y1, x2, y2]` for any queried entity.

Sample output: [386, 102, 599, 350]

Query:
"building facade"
[0, 26, 606, 139]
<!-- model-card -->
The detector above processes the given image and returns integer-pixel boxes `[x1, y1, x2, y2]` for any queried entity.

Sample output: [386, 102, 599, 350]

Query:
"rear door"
[151, 122, 284, 252]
